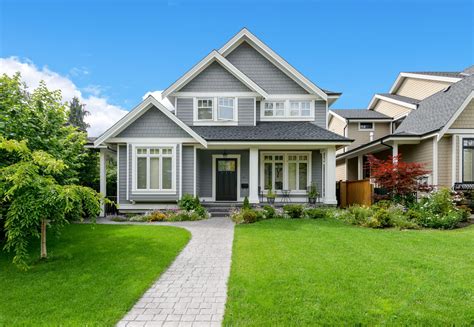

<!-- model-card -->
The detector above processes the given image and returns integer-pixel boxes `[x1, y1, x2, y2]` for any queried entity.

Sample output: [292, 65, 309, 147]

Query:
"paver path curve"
[114, 217, 234, 327]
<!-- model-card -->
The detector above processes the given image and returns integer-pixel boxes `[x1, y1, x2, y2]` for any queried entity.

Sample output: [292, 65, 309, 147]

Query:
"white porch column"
[357, 155, 363, 180]
[392, 142, 398, 162]
[324, 146, 338, 205]
[248, 146, 259, 203]
[99, 148, 107, 217]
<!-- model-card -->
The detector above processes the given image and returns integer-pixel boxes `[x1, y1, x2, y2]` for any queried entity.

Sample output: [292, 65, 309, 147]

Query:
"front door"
[216, 159, 237, 201]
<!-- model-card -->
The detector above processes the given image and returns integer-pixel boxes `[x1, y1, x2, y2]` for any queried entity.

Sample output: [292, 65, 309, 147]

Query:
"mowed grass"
[0, 224, 190, 326]
[224, 219, 474, 325]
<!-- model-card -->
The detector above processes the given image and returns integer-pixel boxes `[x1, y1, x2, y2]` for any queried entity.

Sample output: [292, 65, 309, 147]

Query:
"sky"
[1, 0, 473, 136]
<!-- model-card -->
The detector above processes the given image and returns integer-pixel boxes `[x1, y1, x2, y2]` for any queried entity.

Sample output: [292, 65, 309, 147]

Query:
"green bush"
[283, 204, 305, 219]
[178, 193, 201, 211]
[242, 209, 258, 224]
[304, 208, 328, 219]
[243, 196, 251, 210]
[263, 205, 276, 219]
[168, 210, 202, 222]
[129, 214, 147, 222]
[371, 208, 393, 228]
[110, 215, 128, 222]
[147, 211, 168, 222]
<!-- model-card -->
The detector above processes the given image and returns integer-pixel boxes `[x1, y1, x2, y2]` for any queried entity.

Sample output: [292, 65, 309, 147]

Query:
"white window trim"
[461, 136, 474, 183]
[131, 144, 177, 194]
[260, 100, 315, 121]
[193, 96, 238, 125]
[358, 122, 374, 131]
[211, 154, 241, 201]
[260, 151, 312, 194]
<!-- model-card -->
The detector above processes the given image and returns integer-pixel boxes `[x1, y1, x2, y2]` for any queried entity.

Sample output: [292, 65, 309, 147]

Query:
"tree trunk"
[41, 219, 47, 259]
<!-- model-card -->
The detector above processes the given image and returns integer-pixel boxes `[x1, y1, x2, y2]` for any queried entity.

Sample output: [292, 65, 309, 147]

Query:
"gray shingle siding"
[256, 100, 261, 122]
[314, 100, 326, 128]
[312, 150, 323, 195]
[196, 149, 249, 199]
[176, 98, 193, 126]
[179, 61, 251, 92]
[182, 146, 194, 196]
[226, 41, 309, 94]
[116, 106, 190, 138]
[238, 98, 255, 126]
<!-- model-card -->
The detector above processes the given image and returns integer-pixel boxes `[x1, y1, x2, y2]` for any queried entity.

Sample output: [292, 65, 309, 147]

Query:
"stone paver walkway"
[116, 217, 234, 327]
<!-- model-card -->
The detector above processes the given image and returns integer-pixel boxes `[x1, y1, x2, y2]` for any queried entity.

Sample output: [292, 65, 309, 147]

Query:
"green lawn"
[0, 224, 190, 326]
[224, 219, 474, 326]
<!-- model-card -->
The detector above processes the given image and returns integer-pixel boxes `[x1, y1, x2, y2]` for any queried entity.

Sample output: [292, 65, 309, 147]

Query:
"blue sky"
[1, 0, 473, 113]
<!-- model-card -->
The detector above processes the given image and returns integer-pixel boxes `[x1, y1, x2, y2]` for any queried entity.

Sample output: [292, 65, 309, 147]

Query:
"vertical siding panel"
[314, 100, 326, 128]
[238, 98, 255, 126]
[182, 146, 195, 195]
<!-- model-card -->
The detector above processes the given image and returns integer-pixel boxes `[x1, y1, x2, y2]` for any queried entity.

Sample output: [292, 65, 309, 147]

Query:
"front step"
[202, 202, 242, 218]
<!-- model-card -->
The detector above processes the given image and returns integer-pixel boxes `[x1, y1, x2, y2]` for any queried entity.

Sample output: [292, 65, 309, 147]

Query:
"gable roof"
[395, 74, 474, 136]
[161, 50, 268, 98]
[191, 121, 351, 142]
[389, 71, 463, 94]
[218, 28, 330, 100]
[368, 93, 418, 110]
[331, 109, 391, 120]
[93, 96, 207, 147]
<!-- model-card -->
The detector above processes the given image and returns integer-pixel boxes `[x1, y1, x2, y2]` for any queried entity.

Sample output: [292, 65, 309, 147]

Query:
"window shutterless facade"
[261, 100, 314, 120]
[261, 152, 311, 192]
[358, 122, 374, 131]
[133, 146, 176, 192]
[463, 138, 474, 182]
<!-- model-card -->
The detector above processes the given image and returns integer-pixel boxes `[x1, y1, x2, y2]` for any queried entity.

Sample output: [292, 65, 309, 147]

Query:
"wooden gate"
[339, 180, 373, 208]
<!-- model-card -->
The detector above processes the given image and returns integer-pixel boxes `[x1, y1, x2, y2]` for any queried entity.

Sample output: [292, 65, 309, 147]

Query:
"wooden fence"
[338, 180, 373, 208]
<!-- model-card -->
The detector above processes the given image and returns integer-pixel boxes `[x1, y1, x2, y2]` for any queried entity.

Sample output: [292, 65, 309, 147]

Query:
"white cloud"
[0, 57, 128, 137]
[143, 90, 175, 111]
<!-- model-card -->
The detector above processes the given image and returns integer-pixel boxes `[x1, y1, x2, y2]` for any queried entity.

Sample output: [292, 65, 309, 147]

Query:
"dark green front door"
[216, 159, 237, 201]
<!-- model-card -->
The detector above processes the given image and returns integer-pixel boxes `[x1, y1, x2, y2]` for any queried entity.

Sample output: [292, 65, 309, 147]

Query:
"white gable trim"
[161, 50, 268, 99]
[437, 91, 474, 141]
[219, 28, 328, 101]
[93, 96, 207, 147]
[389, 72, 461, 94]
[328, 110, 347, 123]
[368, 94, 418, 110]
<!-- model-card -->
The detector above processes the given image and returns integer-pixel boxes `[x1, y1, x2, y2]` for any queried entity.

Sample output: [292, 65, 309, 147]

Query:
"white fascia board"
[207, 141, 352, 147]
[161, 50, 267, 99]
[369, 94, 417, 110]
[328, 110, 347, 123]
[389, 72, 462, 94]
[93, 96, 207, 148]
[349, 119, 393, 123]
[218, 28, 328, 100]
[438, 91, 474, 141]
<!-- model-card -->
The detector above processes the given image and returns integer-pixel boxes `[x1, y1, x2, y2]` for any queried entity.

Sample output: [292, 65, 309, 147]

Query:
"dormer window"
[261, 100, 315, 120]
[194, 97, 238, 124]
[197, 98, 214, 120]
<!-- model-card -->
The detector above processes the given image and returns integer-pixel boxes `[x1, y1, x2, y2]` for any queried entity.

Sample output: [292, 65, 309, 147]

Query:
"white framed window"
[261, 152, 311, 192]
[261, 100, 314, 120]
[194, 96, 237, 124]
[463, 138, 474, 183]
[359, 122, 374, 131]
[264, 101, 285, 117]
[290, 101, 311, 117]
[197, 98, 213, 120]
[218, 97, 235, 120]
[134, 146, 175, 192]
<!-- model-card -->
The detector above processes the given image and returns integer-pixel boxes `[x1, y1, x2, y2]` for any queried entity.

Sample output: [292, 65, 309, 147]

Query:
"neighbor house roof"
[331, 109, 391, 120]
[395, 74, 474, 136]
[406, 71, 465, 78]
[377, 93, 420, 105]
[191, 122, 351, 142]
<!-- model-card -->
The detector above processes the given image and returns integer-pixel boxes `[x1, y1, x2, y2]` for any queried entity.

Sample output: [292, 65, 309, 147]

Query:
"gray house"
[94, 28, 351, 212]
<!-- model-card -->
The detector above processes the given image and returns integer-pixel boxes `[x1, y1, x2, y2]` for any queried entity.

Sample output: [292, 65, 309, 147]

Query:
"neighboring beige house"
[329, 66, 474, 188]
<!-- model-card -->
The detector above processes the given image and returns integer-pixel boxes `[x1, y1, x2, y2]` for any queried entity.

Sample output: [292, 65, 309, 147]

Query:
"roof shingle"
[332, 109, 391, 119]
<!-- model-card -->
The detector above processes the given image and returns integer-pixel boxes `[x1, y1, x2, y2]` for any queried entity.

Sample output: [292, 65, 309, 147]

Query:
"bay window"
[463, 138, 474, 182]
[135, 147, 174, 191]
[262, 153, 310, 192]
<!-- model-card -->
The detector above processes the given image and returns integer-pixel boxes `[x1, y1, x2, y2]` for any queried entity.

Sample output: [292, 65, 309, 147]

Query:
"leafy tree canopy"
[68, 96, 90, 131]
[0, 73, 87, 184]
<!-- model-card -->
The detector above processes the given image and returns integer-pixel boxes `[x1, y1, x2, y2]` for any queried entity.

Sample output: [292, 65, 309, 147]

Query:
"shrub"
[340, 205, 373, 225]
[110, 215, 128, 222]
[371, 208, 393, 228]
[178, 193, 201, 211]
[304, 208, 328, 219]
[242, 196, 251, 210]
[129, 214, 147, 222]
[230, 208, 244, 224]
[242, 209, 258, 224]
[416, 189, 467, 229]
[283, 204, 305, 219]
[168, 210, 202, 222]
[262, 205, 276, 219]
[147, 211, 168, 222]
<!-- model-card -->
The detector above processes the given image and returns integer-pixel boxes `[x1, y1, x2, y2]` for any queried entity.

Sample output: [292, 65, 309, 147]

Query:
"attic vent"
[443, 86, 451, 93]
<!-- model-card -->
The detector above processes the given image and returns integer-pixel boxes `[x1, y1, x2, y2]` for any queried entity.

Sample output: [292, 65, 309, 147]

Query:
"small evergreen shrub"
[242, 196, 251, 210]
[178, 193, 201, 211]
[283, 204, 305, 219]
[263, 205, 276, 219]
[242, 209, 258, 224]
